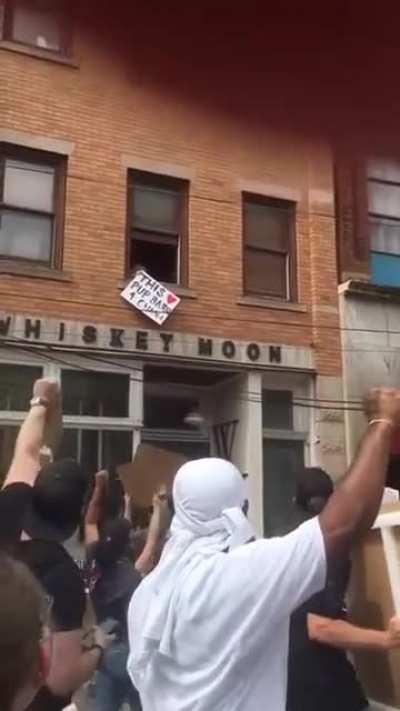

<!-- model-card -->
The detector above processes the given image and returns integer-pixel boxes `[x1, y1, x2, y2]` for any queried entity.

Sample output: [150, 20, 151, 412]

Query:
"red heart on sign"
[167, 293, 178, 305]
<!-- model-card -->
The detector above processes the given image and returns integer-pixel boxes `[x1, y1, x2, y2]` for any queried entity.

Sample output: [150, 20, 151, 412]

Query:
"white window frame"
[0, 350, 144, 468]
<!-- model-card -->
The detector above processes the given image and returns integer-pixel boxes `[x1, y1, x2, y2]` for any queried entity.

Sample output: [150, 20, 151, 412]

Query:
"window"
[62, 371, 129, 418]
[60, 369, 132, 475]
[1, 0, 71, 56]
[263, 439, 304, 536]
[0, 425, 18, 482]
[58, 428, 133, 475]
[0, 146, 65, 265]
[127, 171, 188, 284]
[262, 389, 293, 430]
[144, 394, 200, 430]
[0, 364, 42, 410]
[368, 158, 400, 288]
[243, 194, 296, 300]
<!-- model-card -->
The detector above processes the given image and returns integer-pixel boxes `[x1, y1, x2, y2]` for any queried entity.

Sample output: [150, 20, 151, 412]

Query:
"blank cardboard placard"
[349, 503, 400, 709]
[117, 443, 188, 507]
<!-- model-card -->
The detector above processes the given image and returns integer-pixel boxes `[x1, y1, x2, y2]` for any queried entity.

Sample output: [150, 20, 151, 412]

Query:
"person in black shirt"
[0, 378, 114, 711]
[287, 467, 400, 711]
[84, 472, 172, 711]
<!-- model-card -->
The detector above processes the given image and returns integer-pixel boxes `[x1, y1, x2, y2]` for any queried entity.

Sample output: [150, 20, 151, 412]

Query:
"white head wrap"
[127, 458, 255, 689]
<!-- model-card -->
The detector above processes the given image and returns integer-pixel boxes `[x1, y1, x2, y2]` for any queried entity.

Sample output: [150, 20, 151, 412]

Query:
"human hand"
[363, 387, 400, 428]
[94, 470, 109, 488]
[92, 625, 116, 652]
[33, 378, 61, 409]
[150, 485, 172, 535]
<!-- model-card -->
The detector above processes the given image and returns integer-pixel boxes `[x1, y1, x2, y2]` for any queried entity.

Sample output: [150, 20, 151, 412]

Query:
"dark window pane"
[0, 426, 19, 483]
[11, 1, 65, 52]
[262, 389, 293, 429]
[62, 371, 129, 417]
[0, 365, 42, 410]
[244, 199, 291, 251]
[245, 248, 287, 297]
[144, 394, 199, 429]
[132, 236, 178, 283]
[101, 430, 132, 469]
[0, 210, 52, 261]
[58, 428, 79, 461]
[81, 430, 99, 476]
[4, 159, 54, 212]
[263, 439, 304, 536]
[133, 185, 180, 233]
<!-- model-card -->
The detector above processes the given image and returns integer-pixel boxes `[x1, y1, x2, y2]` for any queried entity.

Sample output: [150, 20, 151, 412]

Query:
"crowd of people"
[2, 377, 400, 711]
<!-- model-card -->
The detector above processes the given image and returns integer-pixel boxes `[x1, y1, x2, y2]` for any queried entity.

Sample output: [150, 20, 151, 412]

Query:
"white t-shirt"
[128, 517, 326, 711]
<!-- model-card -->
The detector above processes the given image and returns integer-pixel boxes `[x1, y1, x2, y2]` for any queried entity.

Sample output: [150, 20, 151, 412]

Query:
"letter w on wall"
[212, 420, 238, 460]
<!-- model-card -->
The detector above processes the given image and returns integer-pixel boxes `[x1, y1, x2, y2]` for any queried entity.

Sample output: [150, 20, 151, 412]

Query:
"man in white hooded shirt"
[128, 387, 400, 711]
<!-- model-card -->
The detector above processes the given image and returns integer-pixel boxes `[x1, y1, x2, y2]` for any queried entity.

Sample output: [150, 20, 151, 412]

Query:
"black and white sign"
[120, 270, 180, 326]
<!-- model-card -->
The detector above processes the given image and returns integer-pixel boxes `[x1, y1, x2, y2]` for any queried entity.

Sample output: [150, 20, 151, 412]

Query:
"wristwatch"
[30, 396, 50, 409]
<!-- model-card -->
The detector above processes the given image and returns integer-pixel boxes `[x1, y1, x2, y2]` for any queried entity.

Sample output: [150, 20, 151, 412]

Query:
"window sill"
[118, 279, 198, 299]
[238, 295, 308, 313]
[0, 261, 72, 282]
[0, 41, 79, 68]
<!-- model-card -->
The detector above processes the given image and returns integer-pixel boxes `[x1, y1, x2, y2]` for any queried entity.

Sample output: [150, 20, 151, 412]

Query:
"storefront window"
[0, 364, 42, 411]
[58, 428, 133, 475]
[0, 425, 18, 481]
[262, 389, 293, 430]
[144, 394, 199, 430]
[62, 370, 129, 417]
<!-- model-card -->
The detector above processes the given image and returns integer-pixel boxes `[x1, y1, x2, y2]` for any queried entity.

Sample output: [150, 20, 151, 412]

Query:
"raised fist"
[33, 378, 61, 408]
[363, 387, 400, 428]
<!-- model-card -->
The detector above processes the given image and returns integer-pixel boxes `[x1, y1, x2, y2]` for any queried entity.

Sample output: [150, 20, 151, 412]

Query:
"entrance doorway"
[263, 438, 304, 537]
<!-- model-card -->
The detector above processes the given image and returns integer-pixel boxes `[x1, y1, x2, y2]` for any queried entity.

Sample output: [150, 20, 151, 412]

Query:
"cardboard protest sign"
[120, 270, 180, 326]
[349, 502, 400, 709]
[117, 443, 187, 507]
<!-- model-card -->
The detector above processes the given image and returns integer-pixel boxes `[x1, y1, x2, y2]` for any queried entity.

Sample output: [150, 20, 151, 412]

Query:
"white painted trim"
[373, 511, 400, 529]
[121, 154, 195, 180]
[62, 416, 133, 429]
[0, 128, 74, 155]
[381, 526, 400, 614]
[236, 179, 302, 203]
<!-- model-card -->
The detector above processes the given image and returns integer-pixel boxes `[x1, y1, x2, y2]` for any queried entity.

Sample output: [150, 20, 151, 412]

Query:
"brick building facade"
[337, 146, 400, 473]
[0, 1, 345, 534]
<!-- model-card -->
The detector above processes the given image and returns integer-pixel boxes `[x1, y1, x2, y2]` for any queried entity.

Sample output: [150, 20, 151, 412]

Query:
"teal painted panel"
[371, 252, 400, 288]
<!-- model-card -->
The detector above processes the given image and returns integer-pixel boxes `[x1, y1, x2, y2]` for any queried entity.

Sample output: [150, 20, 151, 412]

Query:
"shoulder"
[18, 540, 86, 631]
[0, 483, 33, 544]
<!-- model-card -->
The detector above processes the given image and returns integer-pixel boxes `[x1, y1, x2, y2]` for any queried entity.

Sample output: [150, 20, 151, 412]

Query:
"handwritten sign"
[120, 270, 180, 326]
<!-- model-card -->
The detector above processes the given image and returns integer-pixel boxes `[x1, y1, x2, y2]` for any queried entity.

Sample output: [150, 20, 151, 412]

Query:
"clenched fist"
[33, 378, 61, 409]
[363, 387, 400, 428]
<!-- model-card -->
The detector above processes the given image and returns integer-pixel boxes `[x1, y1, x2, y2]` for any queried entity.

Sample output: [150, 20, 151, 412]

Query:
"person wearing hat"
[287, 467, 400, 711]
[0, 378, 114, 711]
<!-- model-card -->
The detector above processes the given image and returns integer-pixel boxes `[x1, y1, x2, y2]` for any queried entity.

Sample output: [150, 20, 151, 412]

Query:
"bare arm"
[319, 388, 400, 559]
[307, 614, 400, 652]
[135, 489, 171, 576]
[46, 627, 114, 697]
[84, 471, 108, 547]
[4, 379, 61, 489]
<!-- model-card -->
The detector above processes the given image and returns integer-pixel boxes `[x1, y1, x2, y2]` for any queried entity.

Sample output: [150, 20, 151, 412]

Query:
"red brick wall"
[0, 9, 342, 376]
